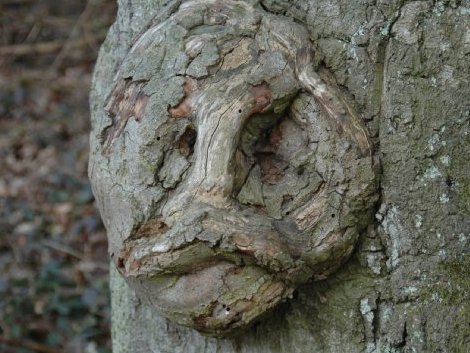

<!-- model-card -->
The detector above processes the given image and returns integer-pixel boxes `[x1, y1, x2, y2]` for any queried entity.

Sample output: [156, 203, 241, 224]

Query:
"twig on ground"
[0, 336, 63, 353]
[0, 0, 36, 5]
[50, 0, 96, 72]
[0, 38, 91, 56]
[41, 239, 83, 260]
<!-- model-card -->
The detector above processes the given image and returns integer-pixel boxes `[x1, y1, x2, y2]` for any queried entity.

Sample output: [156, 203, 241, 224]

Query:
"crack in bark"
[93, 0, 379, 336]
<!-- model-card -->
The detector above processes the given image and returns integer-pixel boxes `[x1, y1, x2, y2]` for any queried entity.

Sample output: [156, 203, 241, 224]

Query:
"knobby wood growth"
[91, 0, 378, 336]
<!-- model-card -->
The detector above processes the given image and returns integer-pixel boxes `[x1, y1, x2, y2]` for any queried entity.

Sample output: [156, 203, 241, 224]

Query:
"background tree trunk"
[89, 0, 469, 352]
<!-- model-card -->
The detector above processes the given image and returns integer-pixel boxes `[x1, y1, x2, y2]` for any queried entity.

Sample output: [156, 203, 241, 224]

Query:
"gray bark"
[89, 0, 470, 352]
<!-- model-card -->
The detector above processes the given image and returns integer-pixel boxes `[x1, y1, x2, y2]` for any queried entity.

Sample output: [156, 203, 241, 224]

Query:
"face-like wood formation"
[91, 0, 378, 336]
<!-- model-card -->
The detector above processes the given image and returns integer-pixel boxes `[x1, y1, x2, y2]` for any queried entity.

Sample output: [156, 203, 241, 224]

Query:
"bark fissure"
[93, 0, 378, 335]
[90, 0, 469, 350]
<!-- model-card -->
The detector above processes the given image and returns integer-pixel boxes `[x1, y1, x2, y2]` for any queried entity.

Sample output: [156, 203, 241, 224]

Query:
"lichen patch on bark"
[91, 0, 378, 337]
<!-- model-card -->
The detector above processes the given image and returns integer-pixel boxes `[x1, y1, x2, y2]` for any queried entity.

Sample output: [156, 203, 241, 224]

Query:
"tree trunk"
[89, 0, 470, 352]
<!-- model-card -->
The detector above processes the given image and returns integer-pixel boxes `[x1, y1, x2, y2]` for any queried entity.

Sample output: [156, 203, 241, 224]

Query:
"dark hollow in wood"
[91, 0, 379, 336]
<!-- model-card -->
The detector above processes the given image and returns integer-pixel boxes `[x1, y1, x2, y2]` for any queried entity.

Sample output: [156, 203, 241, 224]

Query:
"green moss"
[457, 179, 470, 213]
[445, 302, 470, 353]
[422, 255, 470, 305]
[440, 256, 470, 300]
[420, 258, 470, 351]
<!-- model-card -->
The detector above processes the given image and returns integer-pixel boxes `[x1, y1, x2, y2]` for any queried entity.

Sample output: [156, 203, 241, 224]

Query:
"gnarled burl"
[89, 0, 378, 336]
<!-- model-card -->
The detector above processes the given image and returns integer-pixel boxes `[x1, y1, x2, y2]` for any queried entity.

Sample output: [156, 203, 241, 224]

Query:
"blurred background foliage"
[0, 1, 116, 352]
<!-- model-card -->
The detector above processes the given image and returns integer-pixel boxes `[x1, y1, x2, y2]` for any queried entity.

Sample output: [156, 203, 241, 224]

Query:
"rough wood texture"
[89, 0, 469, 351]
[91, 0, 378, 336]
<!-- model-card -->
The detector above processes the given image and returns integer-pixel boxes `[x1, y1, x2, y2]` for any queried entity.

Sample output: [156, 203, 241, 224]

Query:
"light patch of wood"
[102, 80, 149, 154]
[168, 78, 199, 118]
[96, 0, 378, 336]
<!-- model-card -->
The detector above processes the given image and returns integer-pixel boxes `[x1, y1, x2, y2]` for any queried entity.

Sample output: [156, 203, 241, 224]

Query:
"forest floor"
[0, 1, 116, 352]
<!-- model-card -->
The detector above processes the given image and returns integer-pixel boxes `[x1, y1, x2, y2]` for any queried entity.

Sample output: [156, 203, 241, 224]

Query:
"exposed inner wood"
[99, 0, 378, 336]
[102, 80, 149, 155]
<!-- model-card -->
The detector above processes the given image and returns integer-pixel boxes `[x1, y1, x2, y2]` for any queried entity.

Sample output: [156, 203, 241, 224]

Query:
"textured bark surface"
[89, 0, 470, 351]
[90, 0, 378, 335]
